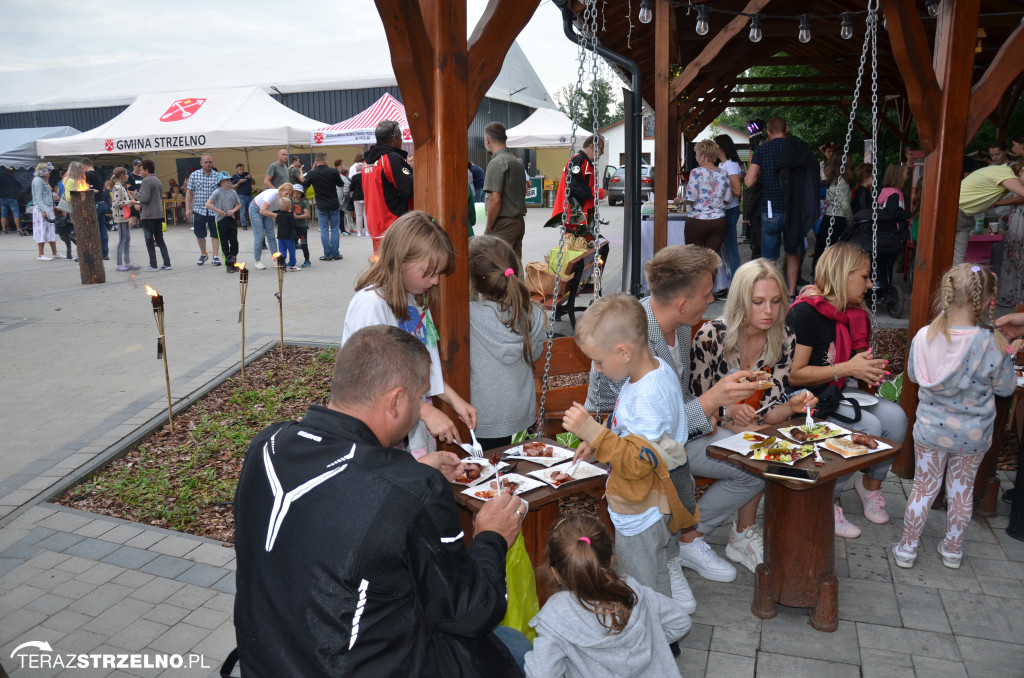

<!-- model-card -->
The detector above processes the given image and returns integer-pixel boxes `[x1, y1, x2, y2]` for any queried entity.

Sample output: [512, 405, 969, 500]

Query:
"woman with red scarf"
[787, 242, 907, 539]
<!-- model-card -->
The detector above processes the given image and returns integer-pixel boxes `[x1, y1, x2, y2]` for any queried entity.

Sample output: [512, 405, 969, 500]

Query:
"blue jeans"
[237, 195, 253, 228]
[492, 626, 531, 673]
[723, 205, 741, 275]
[95, 201, 109, 257]
[277, 238, 296, 267]
[760, 210, 787, 261]
[249, 203, 277, 262]
[317, 208, 341, 259]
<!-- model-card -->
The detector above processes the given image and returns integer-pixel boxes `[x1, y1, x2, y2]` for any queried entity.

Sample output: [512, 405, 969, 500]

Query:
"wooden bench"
[529, 249, 596, 329]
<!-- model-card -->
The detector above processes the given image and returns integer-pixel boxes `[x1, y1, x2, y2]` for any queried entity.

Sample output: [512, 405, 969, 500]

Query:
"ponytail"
[544, 515, 636, 634]
[468, 236, 541, 364]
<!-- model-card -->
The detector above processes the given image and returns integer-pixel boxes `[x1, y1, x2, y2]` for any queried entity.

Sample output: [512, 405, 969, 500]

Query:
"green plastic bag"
[500, 533, 539, 641]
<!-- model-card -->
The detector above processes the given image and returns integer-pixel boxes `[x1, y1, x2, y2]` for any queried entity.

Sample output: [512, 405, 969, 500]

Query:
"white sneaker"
[38, 255, 52, 261]
[675, 536, 737, 582]
[666, 557, 697, 613]
[834, 504, 862, 538]
[855, 475, 890, 524]
[725, 522, 764, 573]
[254, 261, 266, 270]
[937, 541, 962, 569]
[892, 543, 917, 569]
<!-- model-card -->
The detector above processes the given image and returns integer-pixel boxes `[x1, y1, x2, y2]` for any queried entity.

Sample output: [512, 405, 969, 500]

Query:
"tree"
[555, 77, 624, 132]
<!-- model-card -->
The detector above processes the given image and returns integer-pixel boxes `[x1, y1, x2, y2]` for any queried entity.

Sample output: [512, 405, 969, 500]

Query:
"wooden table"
[450, 439, 608, 603]
[708, 423, 900, 632]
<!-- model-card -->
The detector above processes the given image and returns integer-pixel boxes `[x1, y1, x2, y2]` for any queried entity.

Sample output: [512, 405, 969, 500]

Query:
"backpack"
[840, 206, 910, 259]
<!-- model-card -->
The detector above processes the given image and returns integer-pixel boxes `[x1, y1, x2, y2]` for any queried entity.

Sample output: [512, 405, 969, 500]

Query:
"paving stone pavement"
[3, 211, 1022, 676]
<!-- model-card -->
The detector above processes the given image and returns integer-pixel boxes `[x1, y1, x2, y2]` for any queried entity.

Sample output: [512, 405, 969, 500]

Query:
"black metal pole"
[555, 1, 643, 297]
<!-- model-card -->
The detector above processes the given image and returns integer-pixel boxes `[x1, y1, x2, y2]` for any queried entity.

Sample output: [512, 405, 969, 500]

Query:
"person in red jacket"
[551, 134, 605, 238]
[363, 119, 414, 252]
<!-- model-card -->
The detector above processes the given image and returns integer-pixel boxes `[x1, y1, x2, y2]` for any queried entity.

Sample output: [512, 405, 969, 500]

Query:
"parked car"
[606, 165, 654, 206]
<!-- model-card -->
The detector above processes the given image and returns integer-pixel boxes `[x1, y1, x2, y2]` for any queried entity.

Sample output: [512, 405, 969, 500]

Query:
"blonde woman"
[31, 162, 58, 260]
[787, 242, 907, 538]
[691, 259, 816, 572]
[678, 139, 732, 251]
[109, 168, 137, 271]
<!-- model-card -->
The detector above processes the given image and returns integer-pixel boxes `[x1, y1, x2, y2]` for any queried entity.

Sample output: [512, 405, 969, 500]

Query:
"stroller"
[51, 211, 76, 260]
[839, 206, 912, 317]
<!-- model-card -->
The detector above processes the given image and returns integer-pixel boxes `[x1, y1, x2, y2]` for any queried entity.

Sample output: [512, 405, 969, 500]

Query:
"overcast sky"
[0, 0, 586, 102]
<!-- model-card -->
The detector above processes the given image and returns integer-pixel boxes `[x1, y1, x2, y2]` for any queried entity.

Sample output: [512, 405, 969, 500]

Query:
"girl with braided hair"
[894, 263, 1022, 569]
[524, 515, 691, 678]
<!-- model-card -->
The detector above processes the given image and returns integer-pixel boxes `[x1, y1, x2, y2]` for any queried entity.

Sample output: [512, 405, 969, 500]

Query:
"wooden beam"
[729, 90, 852, 99]
[879, 0, 941, 152]
[669, 0, 773, 101]
[375, 0, 435, 144]
[654, 0, 673, 252]
[466, 0, 541, 119]
[727, 100, 852, 107]
[736, 76, 856, 86]
[966, 21, 1024, 142]
[897, 0, 980, 477]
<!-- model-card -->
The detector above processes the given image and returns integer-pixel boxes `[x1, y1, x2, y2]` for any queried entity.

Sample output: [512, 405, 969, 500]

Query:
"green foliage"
[555, 431, 582, 450]
[878, 372, 903, 404]
[511, 429, 534, 444]
[555, 77, 624, 132]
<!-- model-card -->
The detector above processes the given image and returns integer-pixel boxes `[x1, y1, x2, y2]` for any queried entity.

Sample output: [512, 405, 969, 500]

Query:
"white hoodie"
[907, 325, 1016, 455]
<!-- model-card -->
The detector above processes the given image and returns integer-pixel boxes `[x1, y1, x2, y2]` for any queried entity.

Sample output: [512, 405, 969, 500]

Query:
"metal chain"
[826, 8, 872, 247]
[868, 0, 880, 348]
[538, 0, 595, 435]
[588, 0, 604, 300]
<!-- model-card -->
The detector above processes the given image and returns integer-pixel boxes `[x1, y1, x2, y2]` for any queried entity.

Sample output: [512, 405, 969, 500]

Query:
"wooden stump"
[70, 190, 105, 284]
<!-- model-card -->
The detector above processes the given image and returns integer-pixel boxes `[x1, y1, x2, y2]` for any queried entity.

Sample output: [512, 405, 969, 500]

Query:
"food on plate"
[742, 433, 767, 442]
[822, 437, 871, 457]
[789, 428, 809, 442]
[521, 441, 554, 457]
[750, 436, 779, 450]
[474, 489, 497, 499]
[750, 443, 813, 463]
[550, 470, 574, 486]
[453, 463, 484, 484]
[849, 433, 878, 449]
[785, 423, 839, 442]
[487, 478, 520, 494]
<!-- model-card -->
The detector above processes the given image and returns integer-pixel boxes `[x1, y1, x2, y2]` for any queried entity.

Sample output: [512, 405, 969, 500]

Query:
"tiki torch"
[238, 263, 248, 381]
[273, 252, 285, 351]
[145, 285, 174, 432]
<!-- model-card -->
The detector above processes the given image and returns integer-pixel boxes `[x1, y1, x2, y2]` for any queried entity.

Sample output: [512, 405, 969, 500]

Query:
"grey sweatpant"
[613, 514, 677, 599]
[685, 428, 765, 534]
[116, 222, 131, 266]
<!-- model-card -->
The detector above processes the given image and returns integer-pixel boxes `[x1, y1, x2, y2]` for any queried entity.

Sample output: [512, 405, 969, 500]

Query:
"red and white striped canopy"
[310, 93, 412, 146]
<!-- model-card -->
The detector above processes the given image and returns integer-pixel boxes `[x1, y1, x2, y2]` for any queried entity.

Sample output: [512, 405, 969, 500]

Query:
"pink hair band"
[504, 268, 514, 277]
[578, 536, 591, 545]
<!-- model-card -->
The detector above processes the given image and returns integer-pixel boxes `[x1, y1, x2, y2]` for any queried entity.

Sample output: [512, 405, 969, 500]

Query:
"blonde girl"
[894, 264, 1020, 569]
[31, 162, 58, 260]
[109, 168, 137, 271]
[524, 515, 690, 678]
[468, 236, 546, 449]
[343, 211, 476, 456]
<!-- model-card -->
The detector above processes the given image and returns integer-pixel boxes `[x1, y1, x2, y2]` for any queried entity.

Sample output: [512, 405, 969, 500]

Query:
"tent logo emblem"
[160, 98, 206, 123]
[401, 129, 412, 141]
[559, 135, 566, 143]
[104, 139, 114, 152]
[313, 132, 324, 144]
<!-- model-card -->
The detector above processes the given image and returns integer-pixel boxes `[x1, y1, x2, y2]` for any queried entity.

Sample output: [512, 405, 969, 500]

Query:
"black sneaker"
[212, 256, 222, 266]
[160, 264, 172, 270]
[197, 254, 208, 266]
[332, 254, 344, 260]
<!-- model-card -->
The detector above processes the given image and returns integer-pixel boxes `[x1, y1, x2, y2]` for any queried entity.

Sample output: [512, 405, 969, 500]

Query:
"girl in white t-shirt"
[342, 211, 477, 456]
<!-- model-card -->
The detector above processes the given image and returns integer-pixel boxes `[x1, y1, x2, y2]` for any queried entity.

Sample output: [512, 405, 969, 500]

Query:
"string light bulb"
[638, 0, 653, 24]
[798, 14, 812, 43]
[695, 4, 710, 36]
[925, 0, 939, 17]
[840, 12, 853, 39]
[749, 13, 763, 42]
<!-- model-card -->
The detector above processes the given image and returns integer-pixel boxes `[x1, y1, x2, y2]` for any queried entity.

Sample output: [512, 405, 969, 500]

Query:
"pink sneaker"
[855, 475, 890, 524]
[834, 504, 861, 538]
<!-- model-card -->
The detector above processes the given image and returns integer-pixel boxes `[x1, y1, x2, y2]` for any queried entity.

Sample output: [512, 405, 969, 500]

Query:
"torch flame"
[237, 262, 245, 270]
[145, 285, 159, 297]
[272, 252, 282, 260]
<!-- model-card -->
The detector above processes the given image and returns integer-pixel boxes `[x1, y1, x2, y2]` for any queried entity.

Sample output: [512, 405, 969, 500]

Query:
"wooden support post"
[894, 0, 980, 477]
[653, 0, 672, 252]
[70, 191, 104, 284]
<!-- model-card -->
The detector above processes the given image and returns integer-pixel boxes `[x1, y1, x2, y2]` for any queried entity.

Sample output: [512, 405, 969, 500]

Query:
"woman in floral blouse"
[691, 258, 816, 430]
[679, 139, 732, 252]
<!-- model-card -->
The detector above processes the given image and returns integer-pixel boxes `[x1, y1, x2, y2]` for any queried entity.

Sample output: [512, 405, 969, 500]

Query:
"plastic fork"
[469, 428, 484, 456]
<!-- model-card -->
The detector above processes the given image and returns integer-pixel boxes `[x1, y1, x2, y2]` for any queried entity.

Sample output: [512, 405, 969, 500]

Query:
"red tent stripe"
[318, 93, 410, 132]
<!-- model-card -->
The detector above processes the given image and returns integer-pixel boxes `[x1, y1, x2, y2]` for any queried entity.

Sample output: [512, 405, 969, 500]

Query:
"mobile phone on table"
[763, 464, 819, 484]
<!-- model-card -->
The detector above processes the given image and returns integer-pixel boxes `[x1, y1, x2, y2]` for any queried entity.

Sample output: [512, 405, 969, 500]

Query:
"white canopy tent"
[0, 127, 80, 168]
[36, 87, 325, 157]
[505, 108, 591, 148]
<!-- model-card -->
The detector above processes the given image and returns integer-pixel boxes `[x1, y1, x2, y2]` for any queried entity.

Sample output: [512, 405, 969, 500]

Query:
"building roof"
[0, 39, 553, 116]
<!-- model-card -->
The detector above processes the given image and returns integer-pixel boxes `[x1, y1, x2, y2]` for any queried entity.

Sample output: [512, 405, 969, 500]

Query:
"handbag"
[525, 261, 557, 299]
[499, 533, 539, 641]
[812, 384, 862, 424]
[57, 197, 72, 213]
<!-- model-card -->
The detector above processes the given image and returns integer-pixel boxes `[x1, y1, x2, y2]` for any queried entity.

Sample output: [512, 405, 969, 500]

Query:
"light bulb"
[696, 4, 709, 36]
[749, 13, 763, 42]
[926, 0, 939, 17]
[638, 0, 653, 24]
[798, 14, 811, 43]
[840, 12, 853, 39]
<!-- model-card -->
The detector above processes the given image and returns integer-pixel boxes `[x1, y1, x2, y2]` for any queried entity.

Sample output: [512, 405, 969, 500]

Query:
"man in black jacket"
[364, 120, 414, 251]
[302, 152, 344, 261]
[234, 325, 527, 677]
